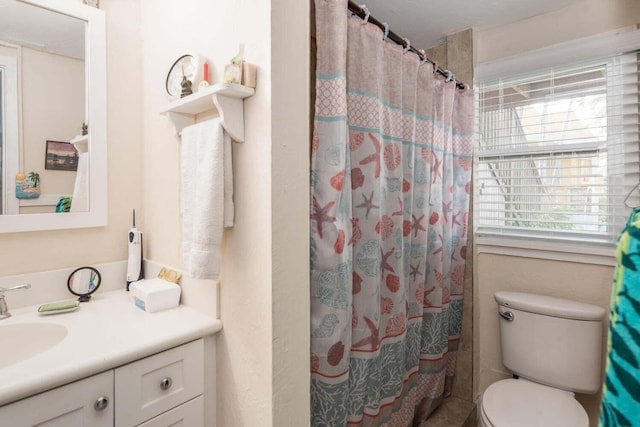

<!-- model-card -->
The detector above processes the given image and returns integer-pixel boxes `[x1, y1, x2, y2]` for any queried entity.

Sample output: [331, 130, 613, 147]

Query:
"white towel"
[70, 152, 89, 212]
[181, 118, 234, 279]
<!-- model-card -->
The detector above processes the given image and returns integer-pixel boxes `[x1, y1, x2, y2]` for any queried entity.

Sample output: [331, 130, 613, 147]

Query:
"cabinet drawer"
[115, 339, 204, 427]
[136, 395, 204, 427]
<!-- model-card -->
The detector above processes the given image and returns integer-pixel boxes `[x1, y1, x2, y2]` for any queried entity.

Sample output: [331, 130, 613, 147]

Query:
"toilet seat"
[481, 379, 589, 427]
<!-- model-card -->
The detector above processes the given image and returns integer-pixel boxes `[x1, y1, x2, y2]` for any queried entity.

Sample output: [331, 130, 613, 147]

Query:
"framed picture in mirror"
[45, 140, 79, 171]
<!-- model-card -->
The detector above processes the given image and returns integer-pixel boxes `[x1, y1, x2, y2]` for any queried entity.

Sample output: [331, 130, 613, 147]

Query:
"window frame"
[473, 28, 640, 262]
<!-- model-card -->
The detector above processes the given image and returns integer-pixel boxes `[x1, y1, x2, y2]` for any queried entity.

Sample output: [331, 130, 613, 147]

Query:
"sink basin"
[0, 323, 68, 369]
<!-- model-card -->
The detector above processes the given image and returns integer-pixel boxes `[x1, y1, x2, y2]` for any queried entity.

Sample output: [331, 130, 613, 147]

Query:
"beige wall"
[139, 0, 309, 426]
[0, 45, 84, 214]
[270, 0, 310, 424]
[21, 48, 84, 213]
[0, 0, 142, 275]
[473, 0, 640, 425]
[139, 1, 273, 424]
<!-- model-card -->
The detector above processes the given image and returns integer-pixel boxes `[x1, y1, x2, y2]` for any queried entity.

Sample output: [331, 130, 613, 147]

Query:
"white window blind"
[475, 52, 640, 246]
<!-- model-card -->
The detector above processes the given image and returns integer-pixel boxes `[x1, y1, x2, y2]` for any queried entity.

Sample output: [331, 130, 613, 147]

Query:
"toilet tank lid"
[494, 292, 606, 320]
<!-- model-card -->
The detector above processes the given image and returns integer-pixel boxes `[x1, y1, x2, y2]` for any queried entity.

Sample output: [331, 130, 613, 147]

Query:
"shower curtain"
[310, 1, 474, 425]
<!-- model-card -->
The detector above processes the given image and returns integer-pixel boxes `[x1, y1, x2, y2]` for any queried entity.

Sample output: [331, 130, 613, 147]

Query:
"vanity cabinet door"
[0, 370, 113, 427]
[115, 339, 204, 426]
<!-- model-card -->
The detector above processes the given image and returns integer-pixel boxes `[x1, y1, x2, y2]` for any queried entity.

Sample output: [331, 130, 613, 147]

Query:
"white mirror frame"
[0, 0, 107, 233]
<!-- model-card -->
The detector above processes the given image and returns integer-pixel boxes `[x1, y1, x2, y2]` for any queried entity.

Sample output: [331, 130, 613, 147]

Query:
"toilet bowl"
[479, 378, 588, 427]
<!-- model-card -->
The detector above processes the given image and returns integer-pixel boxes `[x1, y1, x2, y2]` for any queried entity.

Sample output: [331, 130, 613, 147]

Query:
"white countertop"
[0, 290, 222, 406]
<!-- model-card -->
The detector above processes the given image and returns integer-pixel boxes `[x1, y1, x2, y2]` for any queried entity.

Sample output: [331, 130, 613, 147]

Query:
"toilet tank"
[495, 291, 606, 394]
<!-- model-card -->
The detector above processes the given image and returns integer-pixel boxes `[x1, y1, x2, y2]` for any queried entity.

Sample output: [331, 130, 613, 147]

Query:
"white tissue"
[129, 278, 181, 313]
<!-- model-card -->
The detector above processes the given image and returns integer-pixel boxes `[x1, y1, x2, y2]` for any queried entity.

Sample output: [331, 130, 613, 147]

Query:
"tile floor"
[418, 396, 477, 427]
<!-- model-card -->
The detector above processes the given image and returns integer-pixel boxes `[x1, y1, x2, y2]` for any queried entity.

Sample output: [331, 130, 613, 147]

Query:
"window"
[475, 52, 640, 247]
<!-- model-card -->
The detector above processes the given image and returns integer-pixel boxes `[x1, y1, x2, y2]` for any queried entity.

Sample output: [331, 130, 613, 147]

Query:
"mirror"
[67, 266, 101, 302]
[0, 0, 106, 233]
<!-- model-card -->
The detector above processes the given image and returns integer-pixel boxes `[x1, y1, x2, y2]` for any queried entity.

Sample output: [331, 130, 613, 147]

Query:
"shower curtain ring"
[403, 38, 411, 53]
[382, 22, 389, 40]
[359, 5, 370, 24]
[445, 70, 455, 83]
[418, 49, 428, 65]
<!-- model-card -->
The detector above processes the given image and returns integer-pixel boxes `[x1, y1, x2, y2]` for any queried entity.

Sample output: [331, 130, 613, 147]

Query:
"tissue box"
[129, 278, 181, 313]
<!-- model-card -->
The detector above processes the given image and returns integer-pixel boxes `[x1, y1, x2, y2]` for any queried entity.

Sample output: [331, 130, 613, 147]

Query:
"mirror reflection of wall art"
[15, 172, 40, 199]
[45, 141, 79, 171]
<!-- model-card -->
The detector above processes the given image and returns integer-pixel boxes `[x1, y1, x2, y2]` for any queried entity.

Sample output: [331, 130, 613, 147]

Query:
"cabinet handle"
[160, 377, 173, 390]
[94, 396, 109, 411]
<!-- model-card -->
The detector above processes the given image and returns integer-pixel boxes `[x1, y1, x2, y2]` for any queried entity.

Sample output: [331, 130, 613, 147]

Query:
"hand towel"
[600, 206, 640, 426]
[70, 152, 89, 212]
[181, 118, 234, 279]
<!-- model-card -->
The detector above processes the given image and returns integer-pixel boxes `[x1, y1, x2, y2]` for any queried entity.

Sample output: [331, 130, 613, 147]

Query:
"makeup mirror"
[67, 266, 101, 302]
[0, 0, 106, 232]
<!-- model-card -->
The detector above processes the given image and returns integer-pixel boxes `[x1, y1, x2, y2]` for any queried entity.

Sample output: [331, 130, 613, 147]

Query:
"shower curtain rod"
[347, 1, 466, 90]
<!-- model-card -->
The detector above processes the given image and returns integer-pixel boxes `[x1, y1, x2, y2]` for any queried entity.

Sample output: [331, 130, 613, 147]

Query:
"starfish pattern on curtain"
[311, 1, 474, 425]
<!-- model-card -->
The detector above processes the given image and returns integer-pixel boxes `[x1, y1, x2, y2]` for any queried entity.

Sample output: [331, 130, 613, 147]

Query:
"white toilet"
[479, 291, 606, 427]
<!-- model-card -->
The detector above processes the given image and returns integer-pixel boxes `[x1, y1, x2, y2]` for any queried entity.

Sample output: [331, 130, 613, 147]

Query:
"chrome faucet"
[0, 284, 31, 320]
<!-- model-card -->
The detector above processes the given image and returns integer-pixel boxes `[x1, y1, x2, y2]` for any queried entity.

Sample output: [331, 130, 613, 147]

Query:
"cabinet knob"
[94, 396, 109, 411]
[160, 377, 173, 390]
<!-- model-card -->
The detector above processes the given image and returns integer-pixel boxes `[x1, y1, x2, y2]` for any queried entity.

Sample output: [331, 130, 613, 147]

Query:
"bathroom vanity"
[0, 290, 221, 426]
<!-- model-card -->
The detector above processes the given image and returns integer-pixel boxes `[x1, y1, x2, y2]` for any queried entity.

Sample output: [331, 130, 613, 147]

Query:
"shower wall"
[427, 29, 474, 403]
